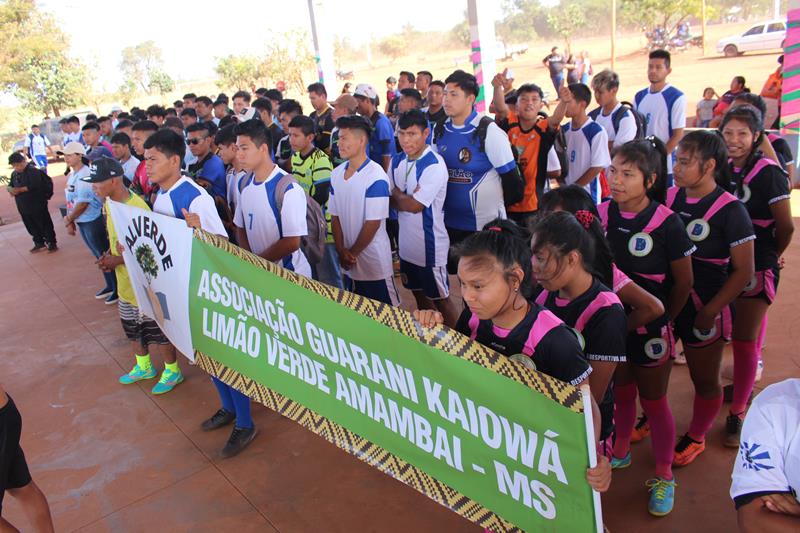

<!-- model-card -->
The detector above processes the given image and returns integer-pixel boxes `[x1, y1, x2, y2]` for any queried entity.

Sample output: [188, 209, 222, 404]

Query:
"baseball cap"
[354, 83, 378, 100]
[236, 107, 257, 122]
[56, 141, 86, 157]
[111, 104, 122, 112]
[81, 157, 124, 183]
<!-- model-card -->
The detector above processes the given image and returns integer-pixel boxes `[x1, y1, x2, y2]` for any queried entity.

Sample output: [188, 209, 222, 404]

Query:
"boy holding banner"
[143, 129, 258, 457]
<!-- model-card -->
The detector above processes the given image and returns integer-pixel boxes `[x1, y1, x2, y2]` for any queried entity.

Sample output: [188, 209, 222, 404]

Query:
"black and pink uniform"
[455, 303, 592, 386]
[666, 186, 755, 347]
[730, 155, 790, 304]
[534, 279, 627, 439]
[599, 200, 695, 366]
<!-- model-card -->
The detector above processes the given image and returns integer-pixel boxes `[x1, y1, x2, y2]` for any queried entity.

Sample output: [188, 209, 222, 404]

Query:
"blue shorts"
[344, 276, 400, 307]
[33, 155, 47, 169]
[399, 260, 449, 300]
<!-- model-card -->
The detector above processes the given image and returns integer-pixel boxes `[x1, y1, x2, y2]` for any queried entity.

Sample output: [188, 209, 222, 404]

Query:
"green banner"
[188, 238, 598, 532]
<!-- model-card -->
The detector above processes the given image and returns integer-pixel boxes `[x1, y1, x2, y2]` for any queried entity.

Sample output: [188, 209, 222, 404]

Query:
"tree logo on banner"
[136, 243, 170, 322]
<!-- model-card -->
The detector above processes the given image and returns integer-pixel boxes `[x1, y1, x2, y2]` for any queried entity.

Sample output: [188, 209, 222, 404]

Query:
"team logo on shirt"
[628, 232, 653, 257]
[739, 441, 774, 471]
[738, 184, 752, 204]
[458, 147, 472, 163]
[510, 353, 537, 371]
[687, 218, 711, 242]
[644, 338, 668, 360]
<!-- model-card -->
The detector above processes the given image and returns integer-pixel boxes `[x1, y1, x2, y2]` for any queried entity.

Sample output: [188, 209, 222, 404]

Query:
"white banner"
[108, 201, 195, 359]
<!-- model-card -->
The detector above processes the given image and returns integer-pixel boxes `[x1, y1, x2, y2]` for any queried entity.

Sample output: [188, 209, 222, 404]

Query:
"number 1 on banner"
[581, 385, 604, 533]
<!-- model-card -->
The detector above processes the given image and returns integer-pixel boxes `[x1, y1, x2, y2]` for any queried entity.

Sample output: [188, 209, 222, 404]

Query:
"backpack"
[433, 115, 494, 152]
[589, 101, 647, 141]
[27, 164, 54, 200]
[274, 174, 327, 265]
[552, 127, 569, 181]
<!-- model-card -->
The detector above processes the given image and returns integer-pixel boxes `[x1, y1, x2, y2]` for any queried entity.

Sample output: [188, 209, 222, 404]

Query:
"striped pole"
[781, 2, 800, 133]
[467, 0, 498, 114]
[307, 0, 337, 99]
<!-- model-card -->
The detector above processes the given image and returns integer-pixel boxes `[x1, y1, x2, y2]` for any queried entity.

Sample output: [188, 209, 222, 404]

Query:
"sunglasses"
[187, 136, 207, 145]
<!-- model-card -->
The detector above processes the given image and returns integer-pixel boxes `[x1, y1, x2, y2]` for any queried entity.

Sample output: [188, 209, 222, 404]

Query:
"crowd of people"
[3, 47, 799, 530]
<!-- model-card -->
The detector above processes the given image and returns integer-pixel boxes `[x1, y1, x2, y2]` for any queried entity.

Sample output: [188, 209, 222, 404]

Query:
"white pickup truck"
[716, 20, 786, 57]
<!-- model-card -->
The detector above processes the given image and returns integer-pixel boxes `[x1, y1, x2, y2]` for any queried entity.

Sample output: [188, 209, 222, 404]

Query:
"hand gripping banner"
[109, 201, 602, 532]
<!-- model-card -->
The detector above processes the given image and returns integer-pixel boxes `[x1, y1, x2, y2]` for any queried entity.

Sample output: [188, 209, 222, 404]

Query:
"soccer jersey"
[276, 135, 292, 163]
[389, 147, 449, 268]
[455, 304, 592, 386]
[188, 153, 227, 200]
[433, 110, 517, 231]
[152, 174, 227, 237]
[106, 192, 150, 305]
[291, 148, 333, 195]
[730, 378, 800, 509]
[310, 106, 335, 153]
[25, 133, 50, 157]
[730, 156, 791, 271]
[328, 158, 393, 280]
[591, 103, 637, 148]
[225, 167, 248, 214]
[120, 155, 140, 183]
[501, 115, 558, 213]
[330, 127, 344, 167]
[368, 111, 396, 166]
[564, 117, 610, 204]
[599, 199, 695, 320]
[634, 84, 686, 174]
[133, 160, 156, 198]
[666, 186, 755, 299]
[234, 166, 311, 277]
[66, 166, 103, 223]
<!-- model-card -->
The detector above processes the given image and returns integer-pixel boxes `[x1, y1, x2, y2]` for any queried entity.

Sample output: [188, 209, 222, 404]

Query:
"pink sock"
[731, 339, 759, 414]
[688, 394, 723, 442]
[756, 316, 768, 362]
[640, 397, 675, 480]
[612, 382, 638, 458]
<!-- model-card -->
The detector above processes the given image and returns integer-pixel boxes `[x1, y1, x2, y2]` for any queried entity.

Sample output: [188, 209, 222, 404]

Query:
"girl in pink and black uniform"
[667, 130, 754, 467]
[721, 105, 793, 447]
[601, 138, 695, 516]
[413, 218, 612, 494]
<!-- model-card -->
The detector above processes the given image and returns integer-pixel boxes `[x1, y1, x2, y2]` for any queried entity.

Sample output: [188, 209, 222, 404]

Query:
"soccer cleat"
[119, 364, 157, 384]
[221, 426, 258, 458]
[631, 414, 650, 443]
[151, 368, 184, 395]
[646, 477, 677, 516]
[95, 287, 114, 299]
[724, 414, 744, 448]
[673, 434, 706, 467]
[201, 409, 236, 431]
[611, 452, 631, 470]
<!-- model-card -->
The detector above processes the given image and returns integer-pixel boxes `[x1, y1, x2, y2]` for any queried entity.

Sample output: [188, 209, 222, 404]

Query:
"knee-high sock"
[230, 386, 253, 429]
[731, 339, 759, 415]
[756, 316, 768, 362]
[612, 382, 638, 458]
[641, 397, 675, 480]
[688, 393, 723, 441]
[212, 376, 234, 413]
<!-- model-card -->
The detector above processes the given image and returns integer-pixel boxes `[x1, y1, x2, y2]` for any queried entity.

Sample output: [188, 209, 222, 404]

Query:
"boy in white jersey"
[144, 129, 257, 458]
[634, 50, 686, 186]
[329, 115, 399, 306]
[563, 83, 610, 204]
[590, 69, 638, 150]
[232, 118, 311, 278]
[390, 110, 458, 325]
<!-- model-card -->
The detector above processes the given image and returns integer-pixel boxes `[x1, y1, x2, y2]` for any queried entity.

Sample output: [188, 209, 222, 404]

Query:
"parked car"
[716, 20, 786, 57]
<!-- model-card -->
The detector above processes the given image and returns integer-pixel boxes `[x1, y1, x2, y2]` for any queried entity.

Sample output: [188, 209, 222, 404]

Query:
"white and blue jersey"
[634, 84, 686, 177]
[564, 117, 611, 204]
[152, 174, 228, 237]
[433, 111, 516, 231]
[389, 147, 449, 268]
[368, 111, 397, 166]
[233, 166, 311, 278]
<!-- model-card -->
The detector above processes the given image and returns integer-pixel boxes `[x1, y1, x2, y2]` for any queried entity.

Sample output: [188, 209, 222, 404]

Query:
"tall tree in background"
[214, 55, 266, 91]
[15, 55, 86, 117]
[547, 3, 589, 50]
[620, 0, 702, 34]
[119, 41, 173, 96]
[261, 31, 315, 94]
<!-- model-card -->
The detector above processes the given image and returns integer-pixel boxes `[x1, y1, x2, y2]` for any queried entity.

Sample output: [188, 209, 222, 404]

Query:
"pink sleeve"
[612, 264, 631, 293]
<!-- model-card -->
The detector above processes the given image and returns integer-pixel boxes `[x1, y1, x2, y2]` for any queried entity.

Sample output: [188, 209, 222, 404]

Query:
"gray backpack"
[274, 174, 327, 265]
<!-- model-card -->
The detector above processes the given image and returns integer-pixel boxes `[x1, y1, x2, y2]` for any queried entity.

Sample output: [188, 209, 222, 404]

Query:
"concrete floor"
[1, 170, 798, 532]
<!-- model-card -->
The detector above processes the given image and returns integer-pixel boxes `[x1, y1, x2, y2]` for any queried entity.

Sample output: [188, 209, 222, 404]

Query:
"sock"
[612, 382, 638, 459]
[687, 393, 723, 442]
[164, 361, 180, 374]
[231, 387, 253, 429]
[212, 377, 235, 413]
[731, 339, 758, 415]
[641, 397, 675, 480]
[135, 353, 152, 370]
[756, 316, 768, 362]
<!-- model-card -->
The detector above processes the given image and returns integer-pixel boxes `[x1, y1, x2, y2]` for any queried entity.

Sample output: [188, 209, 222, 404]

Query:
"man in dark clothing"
[7, 153, 56, 253]
[542, 46, 566, 96]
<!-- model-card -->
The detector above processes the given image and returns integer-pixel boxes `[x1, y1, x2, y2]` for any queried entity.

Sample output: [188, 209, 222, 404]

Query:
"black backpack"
[589, 101, 647, 141]
[433, 115, 494, 152]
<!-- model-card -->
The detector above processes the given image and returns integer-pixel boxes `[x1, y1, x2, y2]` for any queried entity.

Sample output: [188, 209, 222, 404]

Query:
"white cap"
[354, 83, 378, 100]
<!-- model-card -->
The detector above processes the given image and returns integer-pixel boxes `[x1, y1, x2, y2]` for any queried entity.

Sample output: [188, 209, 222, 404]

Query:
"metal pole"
[306, 0, 337, 98]
[611, 0, 617, 71]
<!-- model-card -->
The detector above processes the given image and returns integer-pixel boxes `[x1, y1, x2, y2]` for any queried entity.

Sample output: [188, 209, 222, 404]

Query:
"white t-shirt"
[152, 174, 227, 237]
[634, 84, 686, 174]
[593, 103, 638, 148]
[25, 133, 50, 156]
[730, 379, 800, 509]
[328, 158, 393, 281]
[234, 166, 311, 278]
[120, 155, 140, 182]
[226, 168, 248, 212]
[564, 117, 610, 204]
[389, 147, 449, 268]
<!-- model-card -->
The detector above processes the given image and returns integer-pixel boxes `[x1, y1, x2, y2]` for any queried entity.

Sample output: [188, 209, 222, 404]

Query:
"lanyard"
[404, 159, 417, 194]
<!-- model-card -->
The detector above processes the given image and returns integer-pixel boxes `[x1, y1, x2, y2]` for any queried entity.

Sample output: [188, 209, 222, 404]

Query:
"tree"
[119, 41, 168, 95]
[620, 0, 702, 36]
[260, 31, 315, 94]
[214, 55, 266, 91]
[148, 70, 175, 95]
[13, 55, 86, 117]
[377, 35, 405, 61]
[547, 3, 589, 50]
[449, 10, 471, 47]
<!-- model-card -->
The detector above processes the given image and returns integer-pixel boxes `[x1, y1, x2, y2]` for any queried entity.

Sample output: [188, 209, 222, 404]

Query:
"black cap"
[82, 157, 124, 183]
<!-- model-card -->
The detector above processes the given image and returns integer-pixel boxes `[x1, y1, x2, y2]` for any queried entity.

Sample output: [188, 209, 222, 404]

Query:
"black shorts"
[740, 267, 780, 304]
[673, 291, 733, 348]
[0, 396, 32, 512]
[119, 301, 170, 347]
[446, 227, 476, 275]
[626, 323, 674, 368]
